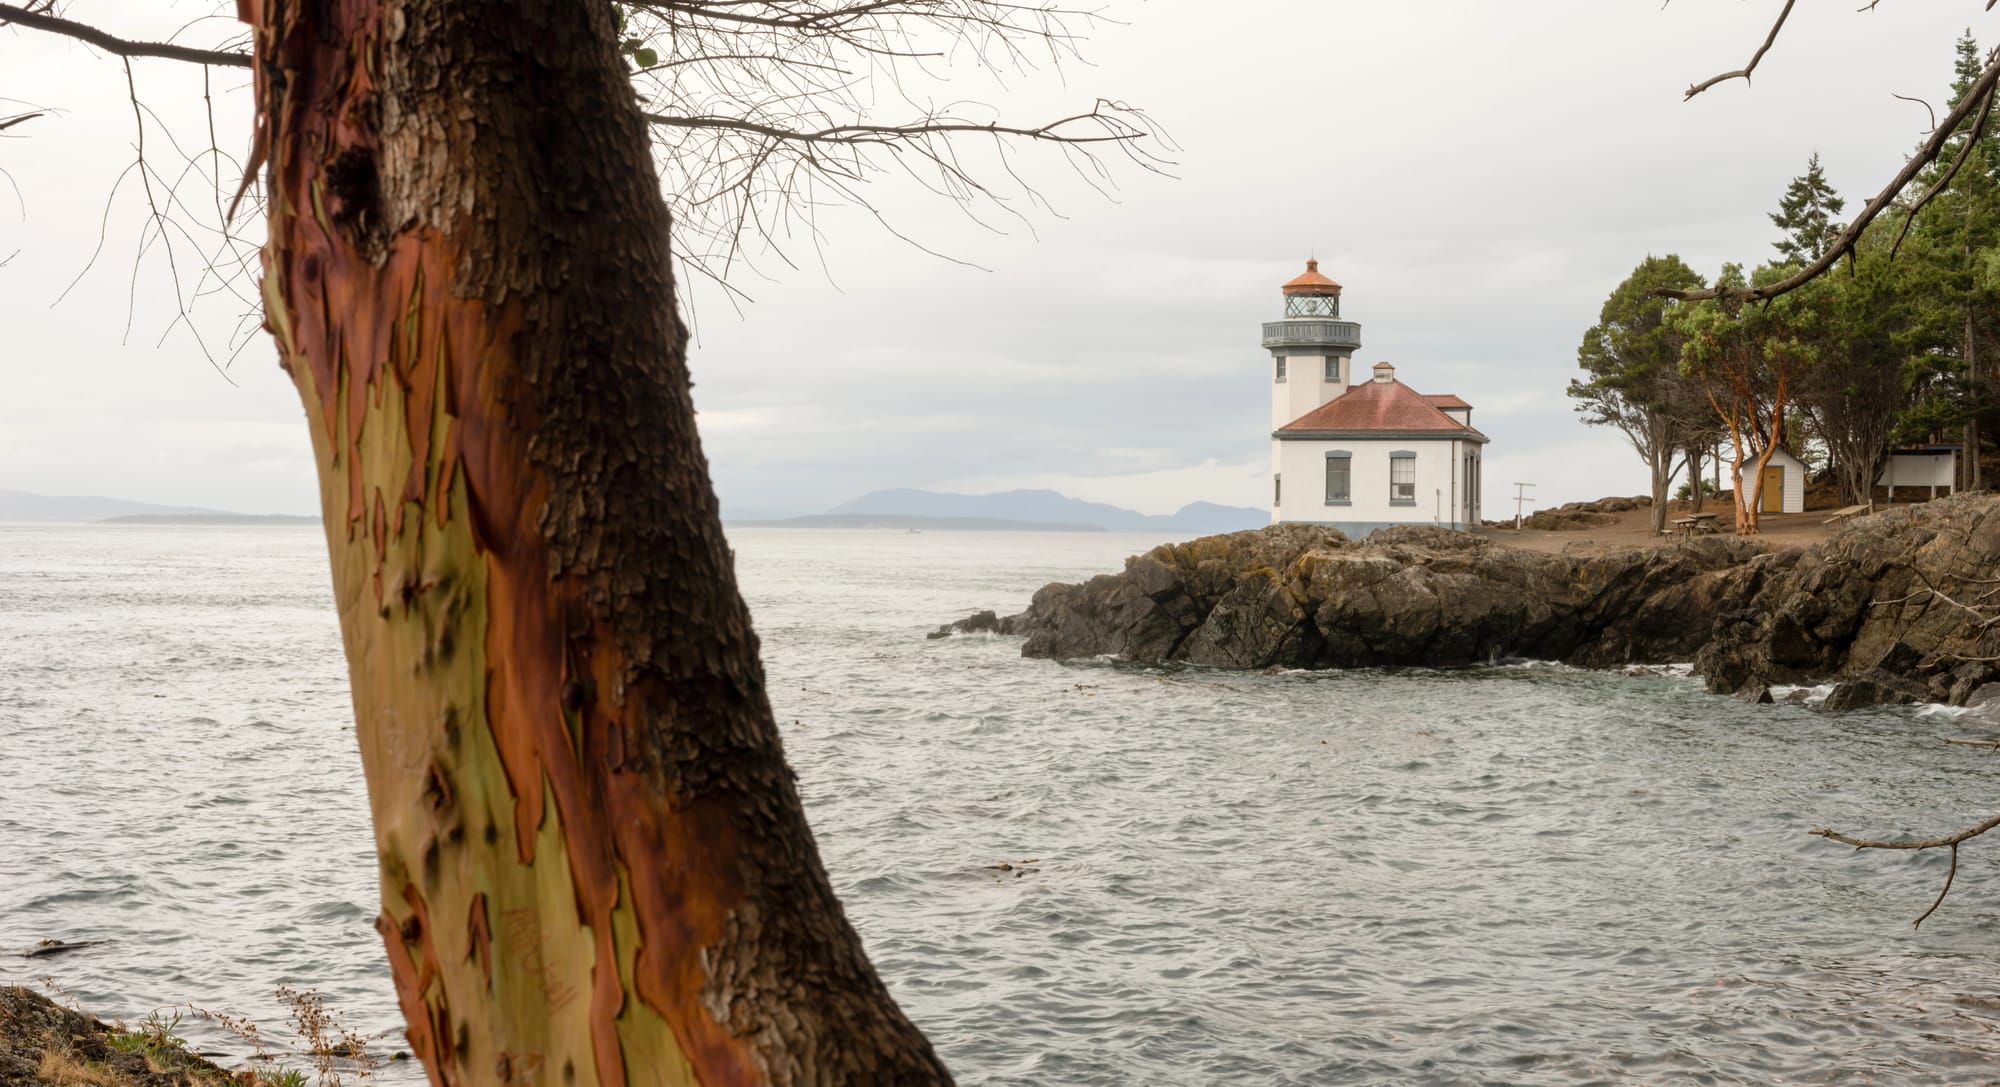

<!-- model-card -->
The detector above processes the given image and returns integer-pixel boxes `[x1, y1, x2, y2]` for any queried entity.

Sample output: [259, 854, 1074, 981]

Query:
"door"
[1761, 465, 1784, 513]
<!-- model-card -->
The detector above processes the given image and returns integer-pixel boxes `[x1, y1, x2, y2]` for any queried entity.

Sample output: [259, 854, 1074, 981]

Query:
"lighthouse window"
[1274, 474, 1282, 506]
[1390, 452, 1417, 505]
[1324, 452, 1351, 505]
[1324, 357, 1340, 383]
[1285, 294, 1340, 318]
[1275, 357, 1287, 383]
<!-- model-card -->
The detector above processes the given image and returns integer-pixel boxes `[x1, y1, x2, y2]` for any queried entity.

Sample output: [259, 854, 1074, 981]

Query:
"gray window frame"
[1324, 451, 1351, 506]
[1389, 450, 1417, 506]
[1323, 356, 1340, 383]
[1275, 357, 1287, 383]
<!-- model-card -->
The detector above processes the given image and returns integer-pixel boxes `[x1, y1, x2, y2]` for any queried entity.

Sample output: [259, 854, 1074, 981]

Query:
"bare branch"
[1683, 0, 1799, 100]
[1808, 812, 2000, 852]
[5, 0, 1162, 326]
[1810, 813, 2000, 928]
[1905, 568, 2000, 628]
[644, 104, 1150, 148]
[1657, 45, 2000, 303]
[0, 3, 248, 68]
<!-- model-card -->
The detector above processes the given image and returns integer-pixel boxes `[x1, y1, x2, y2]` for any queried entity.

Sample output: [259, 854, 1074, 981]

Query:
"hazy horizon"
[4, 4, 1989, 518]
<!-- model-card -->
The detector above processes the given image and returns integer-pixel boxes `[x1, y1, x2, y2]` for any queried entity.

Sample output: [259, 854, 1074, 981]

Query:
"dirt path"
[1477, 502, 1846, 557]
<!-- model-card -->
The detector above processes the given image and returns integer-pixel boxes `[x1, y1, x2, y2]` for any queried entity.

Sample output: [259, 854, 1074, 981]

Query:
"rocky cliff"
[936, 494, 2000, 708]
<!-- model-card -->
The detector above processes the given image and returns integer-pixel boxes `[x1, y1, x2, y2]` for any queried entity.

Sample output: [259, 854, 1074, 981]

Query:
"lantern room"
[1282, 258, 1343, 318]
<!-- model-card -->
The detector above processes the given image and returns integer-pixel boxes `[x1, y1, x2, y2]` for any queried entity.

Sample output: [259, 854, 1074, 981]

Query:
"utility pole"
[1513, 482, 1536, 529]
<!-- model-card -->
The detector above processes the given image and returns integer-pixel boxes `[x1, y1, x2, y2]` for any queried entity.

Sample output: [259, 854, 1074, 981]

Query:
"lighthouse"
[1265, 258, 1362, 431]
[1263, 260, 1487, 535]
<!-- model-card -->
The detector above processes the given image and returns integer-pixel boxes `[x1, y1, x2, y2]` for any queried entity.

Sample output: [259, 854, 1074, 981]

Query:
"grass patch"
[36, 1048, 118, 1087]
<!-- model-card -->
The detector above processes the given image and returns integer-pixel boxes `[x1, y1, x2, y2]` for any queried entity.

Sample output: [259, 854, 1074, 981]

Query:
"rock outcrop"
[936, 494, 2000, 707]
[1693, 495, 2000, 705]
[1514, 494, 1652, 532]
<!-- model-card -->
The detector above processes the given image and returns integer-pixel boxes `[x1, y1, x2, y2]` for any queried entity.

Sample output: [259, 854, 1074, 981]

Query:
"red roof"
[1423, 393, 1471, 410]
[1282, 258, 1342, 296]
[1279, 380, 1479, 434]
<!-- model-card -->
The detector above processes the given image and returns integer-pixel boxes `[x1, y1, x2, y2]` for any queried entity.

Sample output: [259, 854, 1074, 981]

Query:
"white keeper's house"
[1265, 259, 1488, 535]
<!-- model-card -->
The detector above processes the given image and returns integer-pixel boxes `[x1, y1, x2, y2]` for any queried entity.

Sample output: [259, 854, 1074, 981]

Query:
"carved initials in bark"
[241, 0, 952, 1082]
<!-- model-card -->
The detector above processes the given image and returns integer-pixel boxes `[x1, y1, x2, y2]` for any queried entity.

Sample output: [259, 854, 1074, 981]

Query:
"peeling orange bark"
[242, 1, 953, 1083]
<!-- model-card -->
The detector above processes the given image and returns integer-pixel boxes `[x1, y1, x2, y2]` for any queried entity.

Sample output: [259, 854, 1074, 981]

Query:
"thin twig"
[1893, 93, 1938, 132]
[1683, 0, 1799, 99]
[1916, 843, 1961, 928]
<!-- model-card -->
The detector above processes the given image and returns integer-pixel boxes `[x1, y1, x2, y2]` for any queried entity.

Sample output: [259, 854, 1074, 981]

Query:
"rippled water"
[6, 524, 2000, 1084]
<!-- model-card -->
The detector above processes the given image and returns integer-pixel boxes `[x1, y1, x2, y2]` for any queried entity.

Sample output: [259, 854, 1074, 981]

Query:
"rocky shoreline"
[934, 493, 2000, 709]
[0, 986, 235, 1087]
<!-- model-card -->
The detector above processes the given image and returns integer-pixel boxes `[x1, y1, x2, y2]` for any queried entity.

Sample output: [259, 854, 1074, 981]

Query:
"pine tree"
[1770, 153, 1846, 265]
[1952, 29, 1985, 125]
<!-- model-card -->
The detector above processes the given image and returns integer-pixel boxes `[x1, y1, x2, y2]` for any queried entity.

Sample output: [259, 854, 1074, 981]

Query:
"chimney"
[1372, 361, 1395, 384]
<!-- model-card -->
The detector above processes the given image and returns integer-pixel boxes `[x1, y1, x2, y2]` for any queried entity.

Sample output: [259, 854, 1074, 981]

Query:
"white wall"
[1270, 352, 1350, 430]
[1273, 437, 1480, 529]
[1878, 453, 1954, 490]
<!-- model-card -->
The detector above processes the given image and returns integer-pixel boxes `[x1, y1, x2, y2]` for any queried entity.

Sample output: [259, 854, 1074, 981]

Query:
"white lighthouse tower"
[1265, 258, 1362, 431]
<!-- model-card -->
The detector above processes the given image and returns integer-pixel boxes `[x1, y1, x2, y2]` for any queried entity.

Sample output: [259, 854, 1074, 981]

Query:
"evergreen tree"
[1952, 29, 1986, 133]
[1770, 153, 1846, 265]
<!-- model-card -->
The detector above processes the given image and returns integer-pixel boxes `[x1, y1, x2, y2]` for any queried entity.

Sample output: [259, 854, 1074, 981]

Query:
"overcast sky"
[2, 2, 1995, 518]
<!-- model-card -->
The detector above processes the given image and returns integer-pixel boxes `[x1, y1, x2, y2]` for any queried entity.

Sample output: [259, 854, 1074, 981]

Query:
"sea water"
[4, 524, 2000, 1084]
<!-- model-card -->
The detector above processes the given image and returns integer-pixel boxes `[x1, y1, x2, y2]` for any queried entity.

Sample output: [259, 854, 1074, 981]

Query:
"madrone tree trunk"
[241, 0, 951, 1083]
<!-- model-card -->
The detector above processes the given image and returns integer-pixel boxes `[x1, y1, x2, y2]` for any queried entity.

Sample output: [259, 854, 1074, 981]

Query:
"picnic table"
[1822, 503, 1872, 526]
[1669, 513, 1719, 537]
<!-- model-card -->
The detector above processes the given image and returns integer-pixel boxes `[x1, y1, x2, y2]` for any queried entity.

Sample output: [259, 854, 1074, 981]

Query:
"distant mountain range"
[0, 489, 316, 525]
[738, 513, 1104, 532]
[736, 488, 1270, 534]
[101, 514, 320, 526]
[5, 486, 1266, 534]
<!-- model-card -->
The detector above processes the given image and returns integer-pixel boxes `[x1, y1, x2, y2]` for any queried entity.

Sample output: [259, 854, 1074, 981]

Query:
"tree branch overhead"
[1657, 44, 2000, 303]
[0, 3, 249, 67]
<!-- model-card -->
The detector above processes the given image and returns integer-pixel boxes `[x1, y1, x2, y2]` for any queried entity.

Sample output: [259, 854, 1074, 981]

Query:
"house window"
[1324, 356, 1340, 382]
[1275, 357, 1287, 383]
[1324, 452, 1351, 505]
[1390, 452, 1416, 505]
[1274, 474, 1282, 506]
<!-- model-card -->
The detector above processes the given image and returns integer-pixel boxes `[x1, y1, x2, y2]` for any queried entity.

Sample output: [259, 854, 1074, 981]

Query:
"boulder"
[930, 609, 1004, 638]
[1822, 674, 1926, 711]
[1734, 685, 1775, 705]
